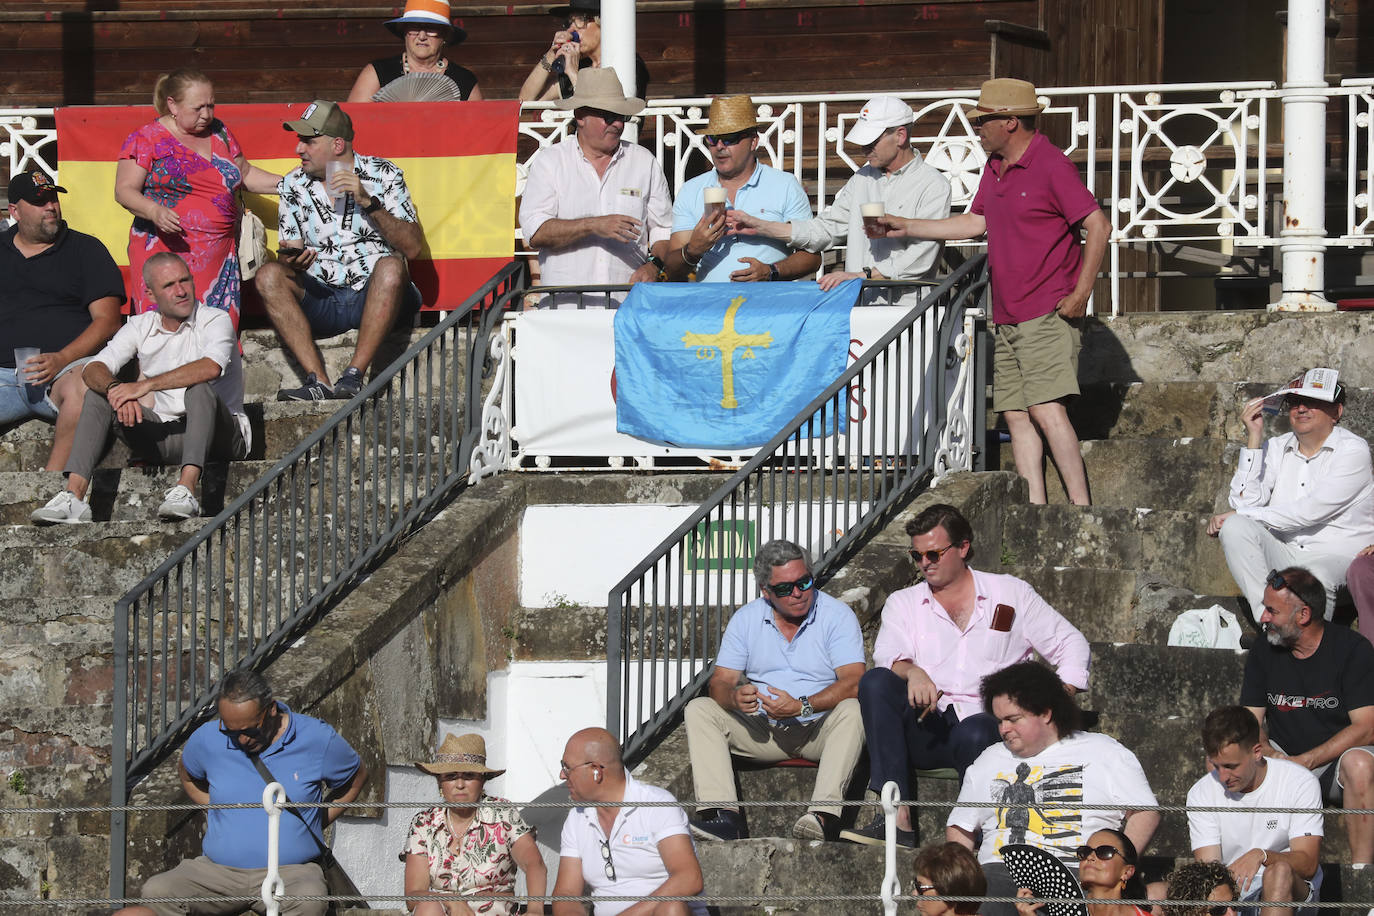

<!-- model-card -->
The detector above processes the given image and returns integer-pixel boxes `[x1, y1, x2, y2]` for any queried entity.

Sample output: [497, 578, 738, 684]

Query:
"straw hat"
[969, 78, 1045, 118]
[415, 732, 506, 777]
[554, 68, 645, 117]
[697, 95, 761, 136]
[386, 0, 465, 43]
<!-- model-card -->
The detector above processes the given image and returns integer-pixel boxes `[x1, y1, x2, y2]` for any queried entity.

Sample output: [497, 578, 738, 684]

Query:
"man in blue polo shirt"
[116, 670, 368, 916]
[664, 96, 821, 282]
[684, 538, 864, 842]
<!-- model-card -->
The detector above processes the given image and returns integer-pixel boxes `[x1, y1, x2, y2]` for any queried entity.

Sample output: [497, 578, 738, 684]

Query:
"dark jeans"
[858, 666, 1000, 797]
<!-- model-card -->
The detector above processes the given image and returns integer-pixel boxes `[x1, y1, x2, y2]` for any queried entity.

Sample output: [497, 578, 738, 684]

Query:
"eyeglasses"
[438, 771, 484, 783]
[704, 131, 754, 148]
[598, 838, 616, 880]
[765, 575, 815, 598]
[559, 760, 603, 777]
[916, 884, 938, 895]
[908, 543, 959, 565]
[1074, 844, 1126, 862]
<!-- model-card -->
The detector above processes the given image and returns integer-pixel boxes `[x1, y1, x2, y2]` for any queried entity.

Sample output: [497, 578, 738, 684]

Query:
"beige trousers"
[684, 695, 865, 819]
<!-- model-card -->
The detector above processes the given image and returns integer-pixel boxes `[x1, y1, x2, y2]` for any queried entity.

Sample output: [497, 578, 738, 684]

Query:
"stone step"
[0, 522, 198, 599]
[1070, 382, 1232, 441]
[0, 465, 273, 524]
[998, 437, 1232, 513]
[239, 326, 454, 402]
[1002, 503, 1237, 597]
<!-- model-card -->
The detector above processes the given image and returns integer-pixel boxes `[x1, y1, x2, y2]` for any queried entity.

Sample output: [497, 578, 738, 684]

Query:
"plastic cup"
[324, 160, 347, 216]
[703, 186, 727, 220]
[13, 347, 41, 403]
[861, 202, 886, 238]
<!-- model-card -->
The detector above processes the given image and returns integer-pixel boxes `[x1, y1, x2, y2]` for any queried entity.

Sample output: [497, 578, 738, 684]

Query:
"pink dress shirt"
[872, 568, 1091, 719]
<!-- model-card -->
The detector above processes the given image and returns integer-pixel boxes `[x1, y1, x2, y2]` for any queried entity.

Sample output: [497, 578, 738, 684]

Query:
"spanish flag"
[54, 100, 519, 313]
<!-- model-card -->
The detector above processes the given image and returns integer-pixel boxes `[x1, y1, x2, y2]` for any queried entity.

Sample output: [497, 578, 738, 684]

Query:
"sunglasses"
[971, 115, 1012, 128]
[765, 575, 815, 598]
[908, 543, 958, 565]
[1266, 570, 1288, 592]
[219, 704, 278, 746]
[588, 109, 629, 124]
[1074, 844, 1127, 863]
[1205, 907, 1231, 916]
[704, 131, 754, 148]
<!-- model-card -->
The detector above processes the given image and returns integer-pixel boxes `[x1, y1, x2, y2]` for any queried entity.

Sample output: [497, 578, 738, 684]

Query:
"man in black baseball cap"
[2, 169, 123, 472]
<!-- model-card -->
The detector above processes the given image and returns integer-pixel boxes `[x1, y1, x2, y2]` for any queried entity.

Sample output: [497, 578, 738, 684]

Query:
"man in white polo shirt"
[31, 252, 249, 524]
[1187, 705, 1323, 916]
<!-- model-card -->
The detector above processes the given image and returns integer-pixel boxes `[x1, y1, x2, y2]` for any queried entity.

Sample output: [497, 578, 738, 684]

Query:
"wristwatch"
[799, 695, 814, 717]
[362, 197, 383, 214]
[768, 263, 780, 282]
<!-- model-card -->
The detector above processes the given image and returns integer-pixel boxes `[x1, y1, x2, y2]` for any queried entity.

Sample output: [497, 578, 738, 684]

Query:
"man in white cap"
[664, 95, 820, 283]
[520, 67, 672, 306]
[729, 95, 951, 300]
[878, 79, 1108, 507]
[1208, 369, 1374, 621]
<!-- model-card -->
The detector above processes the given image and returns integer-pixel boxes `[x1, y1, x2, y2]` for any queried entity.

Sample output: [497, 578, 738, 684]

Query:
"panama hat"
[697, 95, 761, 136]
[386, 0, 465, 43]
[415, 732, 506, 777]
[554, 67, 644, 117]
[970, 78, 1045, 118]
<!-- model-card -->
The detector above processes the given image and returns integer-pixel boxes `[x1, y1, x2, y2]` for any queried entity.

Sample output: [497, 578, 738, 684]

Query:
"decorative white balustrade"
[7, 79, 1374, 314]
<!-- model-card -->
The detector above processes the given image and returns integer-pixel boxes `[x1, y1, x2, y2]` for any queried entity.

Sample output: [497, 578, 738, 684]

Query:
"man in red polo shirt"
[879, 79, 1108, 505]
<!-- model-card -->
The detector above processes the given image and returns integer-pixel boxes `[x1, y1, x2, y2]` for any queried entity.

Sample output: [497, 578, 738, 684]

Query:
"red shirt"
[971, 131, 1101, 325]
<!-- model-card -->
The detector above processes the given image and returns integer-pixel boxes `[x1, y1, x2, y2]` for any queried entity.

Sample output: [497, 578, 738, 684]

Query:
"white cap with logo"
[845, 95, 916, 146]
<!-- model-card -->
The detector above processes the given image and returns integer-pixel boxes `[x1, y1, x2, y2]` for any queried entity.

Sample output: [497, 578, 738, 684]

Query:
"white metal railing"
[7, 80, 1374, 315]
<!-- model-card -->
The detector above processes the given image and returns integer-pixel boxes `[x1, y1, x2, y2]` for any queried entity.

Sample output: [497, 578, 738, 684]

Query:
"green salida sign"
[687, 519, 757, 571]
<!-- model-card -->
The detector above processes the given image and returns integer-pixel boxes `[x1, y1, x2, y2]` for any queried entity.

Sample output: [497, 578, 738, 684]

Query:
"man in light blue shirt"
[683, 539, 865, 843]
[664, 95, 820, 283]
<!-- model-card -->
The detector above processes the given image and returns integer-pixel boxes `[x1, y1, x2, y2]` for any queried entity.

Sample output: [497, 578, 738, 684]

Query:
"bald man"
[553, 728, 706, 916]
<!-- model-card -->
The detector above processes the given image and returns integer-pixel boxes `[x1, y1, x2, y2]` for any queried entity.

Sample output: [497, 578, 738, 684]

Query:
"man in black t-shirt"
[2, 170, 124, 470]
[1240, 565, 1374, 866]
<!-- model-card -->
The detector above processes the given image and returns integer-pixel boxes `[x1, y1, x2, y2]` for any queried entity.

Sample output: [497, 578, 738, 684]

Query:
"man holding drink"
[728, 95, 951, 300]
[664, 95, 820, 282]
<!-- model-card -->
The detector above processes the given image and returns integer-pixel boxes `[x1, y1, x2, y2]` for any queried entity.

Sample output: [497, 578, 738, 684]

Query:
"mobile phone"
[991, 603, 1015, 632]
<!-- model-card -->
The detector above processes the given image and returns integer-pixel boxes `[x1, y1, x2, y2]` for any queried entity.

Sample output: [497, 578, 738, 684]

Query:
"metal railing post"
[109, 597, 130, 901]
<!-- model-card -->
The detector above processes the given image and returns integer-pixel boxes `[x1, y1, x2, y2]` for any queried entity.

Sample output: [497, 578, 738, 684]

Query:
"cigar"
[917, 690, 944, 722]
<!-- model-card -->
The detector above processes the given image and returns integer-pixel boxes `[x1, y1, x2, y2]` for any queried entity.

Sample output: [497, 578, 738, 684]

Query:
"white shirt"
[1186, 757, 1323, 880]
[948, 731, 1158, 865]
[789, 152, 951, 282]
[559, 773, 707, 916]
[93, 303, 250, 448]
[1229, 426, 1374, 553]
[520, 137, 673, 300]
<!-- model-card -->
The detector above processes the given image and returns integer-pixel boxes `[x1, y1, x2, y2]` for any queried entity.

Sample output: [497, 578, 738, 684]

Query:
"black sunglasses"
[908, 543, 959, 565]
[1267, 569, 1288, 592]
[971, 114, 1012, 128]
[1205, 907, 1231, 916]
[765, 575, 815, 598]
[219, 704, 279, 746]
[704, 131, 754, 148]
[1074, 844, 1126, 862]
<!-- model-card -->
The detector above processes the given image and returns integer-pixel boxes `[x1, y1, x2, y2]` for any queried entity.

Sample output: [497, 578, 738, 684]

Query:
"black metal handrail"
[108, 261, 527, 897]
[603, 257, 989, 761]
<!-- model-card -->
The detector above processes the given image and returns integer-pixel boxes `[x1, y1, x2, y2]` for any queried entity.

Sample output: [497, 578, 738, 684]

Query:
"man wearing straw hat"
[520, 67, 672, 307]
[664, 96, 820, 283]
[728, 95, 952, 302]
[880, 79, 1109, 507]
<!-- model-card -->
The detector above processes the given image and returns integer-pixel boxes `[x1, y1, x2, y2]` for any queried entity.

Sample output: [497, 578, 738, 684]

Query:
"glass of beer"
[704, 186, 727, 220]
[861, 202, 886, 238]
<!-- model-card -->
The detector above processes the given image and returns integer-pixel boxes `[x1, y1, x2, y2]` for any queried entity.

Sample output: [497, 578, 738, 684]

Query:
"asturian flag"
[613, 279, 860, 448]
[54, 100, 518, 312]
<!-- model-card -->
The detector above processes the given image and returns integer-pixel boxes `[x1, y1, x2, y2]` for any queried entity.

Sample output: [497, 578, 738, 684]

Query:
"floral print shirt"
[403, 797, 533, 915]
[277, 153, 417, 290]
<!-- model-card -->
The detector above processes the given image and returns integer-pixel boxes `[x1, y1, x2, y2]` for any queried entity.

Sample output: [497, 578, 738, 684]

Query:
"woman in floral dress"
[115, 68, 281, 330]
[405, 733, 547, 916]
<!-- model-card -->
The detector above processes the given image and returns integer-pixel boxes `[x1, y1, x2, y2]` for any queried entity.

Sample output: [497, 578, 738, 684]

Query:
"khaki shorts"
[138, 855, 327, 916]
[992, 310, 1081, 413]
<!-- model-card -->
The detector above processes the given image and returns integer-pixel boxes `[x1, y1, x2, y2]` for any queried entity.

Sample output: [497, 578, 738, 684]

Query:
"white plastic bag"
[1167, 604, 1244, 650]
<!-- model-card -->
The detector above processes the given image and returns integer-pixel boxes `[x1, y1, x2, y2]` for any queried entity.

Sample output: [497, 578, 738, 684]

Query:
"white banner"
[511, 305, 944, 463]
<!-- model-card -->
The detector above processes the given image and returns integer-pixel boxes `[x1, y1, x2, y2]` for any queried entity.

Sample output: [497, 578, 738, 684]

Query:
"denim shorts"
[299, 271, 422, 338]
[0, 357, 93, 426]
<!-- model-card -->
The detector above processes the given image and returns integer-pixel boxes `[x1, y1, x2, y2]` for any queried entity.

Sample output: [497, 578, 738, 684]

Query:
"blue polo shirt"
[181, 702, 362, 868]
[673, 163, 814, 282]
[714, 591, 864, 722]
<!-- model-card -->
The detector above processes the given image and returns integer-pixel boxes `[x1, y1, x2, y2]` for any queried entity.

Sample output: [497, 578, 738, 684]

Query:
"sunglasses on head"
[704, 130, 754, 148]
[908, 543, 958, 565]
[1267, 569, 1289, 592]
[765, 575, 815, 598]
[1074, 844, 1126, 862]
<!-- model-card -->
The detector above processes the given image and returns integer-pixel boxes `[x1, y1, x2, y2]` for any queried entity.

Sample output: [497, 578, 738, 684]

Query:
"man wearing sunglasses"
[1207, 367, 1374, 623]
[664, 96, 821, 283]
[839, 503, 1089, 847]
[115, 669, 368, 916]
[520, 68, 672, 307]
[875, 78, 1107, 508]
[727, 95, 951, 304]
[1187, 705, 1323, 916]
[1239, 566, 1374, 869]
[684, 539, 864, 842]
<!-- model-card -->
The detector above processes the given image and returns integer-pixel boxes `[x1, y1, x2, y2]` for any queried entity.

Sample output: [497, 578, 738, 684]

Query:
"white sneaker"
[157, 484, 200, 520]
[31, 490, 92, 525]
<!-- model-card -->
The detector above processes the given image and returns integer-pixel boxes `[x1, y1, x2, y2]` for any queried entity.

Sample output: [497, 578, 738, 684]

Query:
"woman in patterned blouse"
[405, 733, 547, 916]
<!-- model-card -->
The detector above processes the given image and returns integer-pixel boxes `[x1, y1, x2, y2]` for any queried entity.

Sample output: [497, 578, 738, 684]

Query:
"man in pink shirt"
[877, 79, 1109, 506]
[838, 503, 1090, 847]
